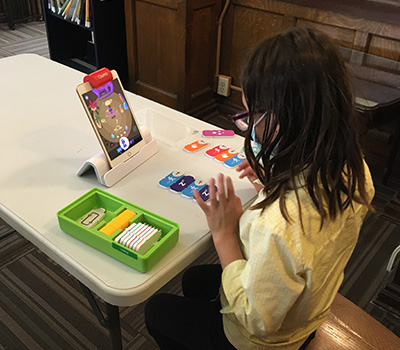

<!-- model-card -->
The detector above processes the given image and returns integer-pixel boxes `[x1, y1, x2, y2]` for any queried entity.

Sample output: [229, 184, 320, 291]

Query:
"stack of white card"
[114, 222, 161, 255]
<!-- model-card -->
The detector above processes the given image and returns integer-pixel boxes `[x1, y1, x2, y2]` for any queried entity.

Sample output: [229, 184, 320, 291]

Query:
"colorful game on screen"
[82, 79, 143, 161]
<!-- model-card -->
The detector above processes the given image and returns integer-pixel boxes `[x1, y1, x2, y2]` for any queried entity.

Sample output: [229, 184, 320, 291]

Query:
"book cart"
[41, 0, 129, 85]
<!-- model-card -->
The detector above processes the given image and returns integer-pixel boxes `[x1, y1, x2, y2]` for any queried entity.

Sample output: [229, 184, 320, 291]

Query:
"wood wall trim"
[278, 0, 400, 27]
[232, 0, 400, 39]
[135, 0, 180, 10]
[353, 31, 371, 51]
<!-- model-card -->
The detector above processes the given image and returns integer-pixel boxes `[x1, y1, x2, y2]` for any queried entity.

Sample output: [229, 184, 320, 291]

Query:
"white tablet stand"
[77, 126, 158, 187]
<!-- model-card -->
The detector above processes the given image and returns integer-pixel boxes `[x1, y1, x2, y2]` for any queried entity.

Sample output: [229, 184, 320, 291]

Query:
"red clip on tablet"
[83, 67, 113, 88]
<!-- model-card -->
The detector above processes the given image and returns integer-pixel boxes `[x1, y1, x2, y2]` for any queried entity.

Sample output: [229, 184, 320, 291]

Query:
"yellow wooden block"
[99, 209, 136, 236]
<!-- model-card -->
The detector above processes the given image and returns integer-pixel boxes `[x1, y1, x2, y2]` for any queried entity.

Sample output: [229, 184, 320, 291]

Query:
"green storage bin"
[57, 188, 179, 272]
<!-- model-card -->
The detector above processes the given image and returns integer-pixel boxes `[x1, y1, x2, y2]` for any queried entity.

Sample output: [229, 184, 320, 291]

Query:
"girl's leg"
[146, 265, 315, 350]
[182, 264, 222, 300]
[145, 264, 235, 349]
[144, 293, 235, 350]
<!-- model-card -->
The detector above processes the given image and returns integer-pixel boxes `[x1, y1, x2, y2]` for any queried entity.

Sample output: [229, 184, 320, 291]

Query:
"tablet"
[76, 70, 145, 168]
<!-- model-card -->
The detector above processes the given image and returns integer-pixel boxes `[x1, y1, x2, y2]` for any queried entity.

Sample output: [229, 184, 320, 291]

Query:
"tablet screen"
[82, 78, 143, 161]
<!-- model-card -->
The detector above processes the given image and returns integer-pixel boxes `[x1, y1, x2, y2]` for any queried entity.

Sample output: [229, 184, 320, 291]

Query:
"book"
[70, 0, 80, 22]
[73, 0, 82, 23]
[54, 0, 61, 13]
[62, 0, 74, 19]
[58, 0, 70, 15]
[85, 0, 91, 28]
[77, 0, 86, 25]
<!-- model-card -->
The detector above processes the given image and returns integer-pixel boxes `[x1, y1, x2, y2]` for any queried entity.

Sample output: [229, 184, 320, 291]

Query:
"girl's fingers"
[208, 177, 218, 207]
[193, 190, 209, 214]
[236, 160, 249, 171]
[238, 168, 247, 178]
[237, 163, 252, 179]
[226, 176, 235, 199]
[195, 174, 236, 210]
[217, 173, 227, 203]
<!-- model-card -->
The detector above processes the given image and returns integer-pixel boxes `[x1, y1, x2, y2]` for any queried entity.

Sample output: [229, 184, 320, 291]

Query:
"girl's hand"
[236, 160, 264, 193]
[193, 173, 244, 268]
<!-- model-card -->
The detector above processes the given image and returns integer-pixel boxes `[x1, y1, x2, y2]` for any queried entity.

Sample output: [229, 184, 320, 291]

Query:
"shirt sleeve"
[221, 221, 306, 337]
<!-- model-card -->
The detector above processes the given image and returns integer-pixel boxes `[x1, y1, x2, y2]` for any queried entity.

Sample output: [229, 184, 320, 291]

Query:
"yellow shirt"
[220, 161, 375, 349]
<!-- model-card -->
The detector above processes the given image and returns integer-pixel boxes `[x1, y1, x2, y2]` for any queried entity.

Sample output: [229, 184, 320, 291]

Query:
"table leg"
[106, 302, 123, 350]
[383, 117, 400, 185]
[79, 282, 123, 350]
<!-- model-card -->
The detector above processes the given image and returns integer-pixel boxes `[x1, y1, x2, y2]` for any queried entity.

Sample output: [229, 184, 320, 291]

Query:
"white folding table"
[0, 54, 257, 349]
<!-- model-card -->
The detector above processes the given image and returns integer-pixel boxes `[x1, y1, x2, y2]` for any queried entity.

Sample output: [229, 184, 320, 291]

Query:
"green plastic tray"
[57, 188, 179, 272]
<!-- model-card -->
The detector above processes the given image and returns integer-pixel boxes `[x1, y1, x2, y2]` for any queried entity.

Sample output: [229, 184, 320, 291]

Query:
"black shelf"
[44, 9, 93, 31]
[41, 0, 129, 86]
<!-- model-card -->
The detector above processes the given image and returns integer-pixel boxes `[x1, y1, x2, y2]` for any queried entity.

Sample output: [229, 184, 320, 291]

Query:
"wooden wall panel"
[136, 1, 181, 97]
[125, 0, 400, 116]
[187, 5, 213, 96]
[296, 19, 356, 48]
[186, 0, 220, 113]
[220, 4, 291, 88]
[129, 0, 185, 109]
[217, 0, 400, 112]
[125, 0, 220, 114]
[368, 35, 400, 61]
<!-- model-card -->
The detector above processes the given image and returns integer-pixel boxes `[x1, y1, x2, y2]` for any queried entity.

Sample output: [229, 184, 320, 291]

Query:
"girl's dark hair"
[241, 26, 371, 226]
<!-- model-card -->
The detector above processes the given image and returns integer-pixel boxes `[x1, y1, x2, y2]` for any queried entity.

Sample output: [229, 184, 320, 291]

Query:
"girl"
[145, 26, 375, 350]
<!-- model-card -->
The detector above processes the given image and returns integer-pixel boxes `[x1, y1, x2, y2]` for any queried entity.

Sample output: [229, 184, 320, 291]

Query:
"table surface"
[0, 54, 257, 306]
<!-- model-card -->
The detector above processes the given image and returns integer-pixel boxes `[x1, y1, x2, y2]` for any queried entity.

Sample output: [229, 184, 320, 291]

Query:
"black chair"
[340, 46, 400, 185]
